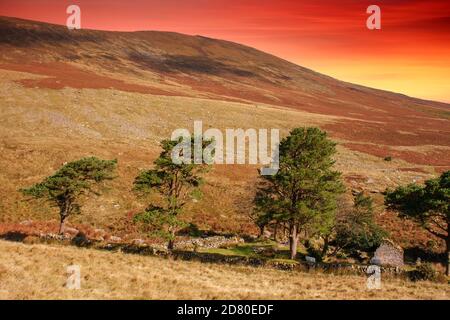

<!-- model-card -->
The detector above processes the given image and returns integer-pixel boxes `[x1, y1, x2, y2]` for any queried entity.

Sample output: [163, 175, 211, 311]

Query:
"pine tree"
[256, 127, 344, 259]
[20, 157, 117, 234]
[385, 171, 449, 275]
[133, 138, 210, 249]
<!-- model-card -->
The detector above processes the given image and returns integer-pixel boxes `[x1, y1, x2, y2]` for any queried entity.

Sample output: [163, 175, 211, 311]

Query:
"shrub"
[385, 171, 449, 276]
[408, 263, 437, 282]
[384, 156, 392, 161]
[334, 193, 387, 254]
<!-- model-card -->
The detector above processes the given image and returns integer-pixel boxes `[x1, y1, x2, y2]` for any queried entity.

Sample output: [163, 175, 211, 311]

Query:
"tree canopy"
[385, 171, 449, 275]
[21, 157, 117, 234]
[133, 138, 211, 249]
[334, 192, 387, 254]
[255, 127, 344, 259]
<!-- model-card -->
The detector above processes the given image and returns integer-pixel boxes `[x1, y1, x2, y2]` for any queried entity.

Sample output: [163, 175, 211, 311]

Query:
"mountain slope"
[1, 16, 449, 168]
[0, 16, 448, 251]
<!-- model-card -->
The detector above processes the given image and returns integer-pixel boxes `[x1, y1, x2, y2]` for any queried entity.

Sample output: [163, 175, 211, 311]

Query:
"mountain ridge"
[1, 15, 449, 108]
[0, 15, 449, 169]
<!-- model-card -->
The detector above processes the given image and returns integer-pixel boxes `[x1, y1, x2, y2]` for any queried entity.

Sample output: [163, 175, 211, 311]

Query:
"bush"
[334, 193, 387, 254]
[384, 156, 392, 161]
[408, 263, 437, 282]
[72, 232, 91, 247]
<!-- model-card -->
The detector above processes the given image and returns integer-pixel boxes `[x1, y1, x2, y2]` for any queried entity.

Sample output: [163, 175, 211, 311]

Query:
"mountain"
[0, 16, 448, 248]
[1, 17, 449, 167]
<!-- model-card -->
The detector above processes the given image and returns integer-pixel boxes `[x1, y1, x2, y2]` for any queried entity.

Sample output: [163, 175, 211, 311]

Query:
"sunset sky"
[1, 0, 449, 102]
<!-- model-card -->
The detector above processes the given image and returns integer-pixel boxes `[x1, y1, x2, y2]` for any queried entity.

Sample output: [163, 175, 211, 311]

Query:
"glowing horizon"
[1, 0, 449, 103]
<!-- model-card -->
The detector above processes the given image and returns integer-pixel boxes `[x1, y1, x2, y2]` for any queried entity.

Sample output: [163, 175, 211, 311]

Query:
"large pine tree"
[255, 127, 344, 259]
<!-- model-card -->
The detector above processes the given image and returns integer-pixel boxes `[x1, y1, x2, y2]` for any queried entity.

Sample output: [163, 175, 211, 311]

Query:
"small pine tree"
[133, 138, 210, 249]
[20, 157, 117, 234]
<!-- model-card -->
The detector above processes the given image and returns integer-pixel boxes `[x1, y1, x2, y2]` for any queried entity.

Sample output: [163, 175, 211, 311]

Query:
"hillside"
[0, 16, 449, 251]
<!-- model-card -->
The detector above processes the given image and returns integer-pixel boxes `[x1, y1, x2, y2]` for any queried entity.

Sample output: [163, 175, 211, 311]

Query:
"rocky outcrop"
[371, 240, 404, 267]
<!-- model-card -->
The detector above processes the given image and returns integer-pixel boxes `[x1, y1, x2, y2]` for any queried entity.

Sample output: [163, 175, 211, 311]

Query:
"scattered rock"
[109, 236, 122, 242]
[305, 256, 316, 265]
[132, 239, 146, 245]
[19, 220, 33, 226]
[40, 233, 69, 241]
[175, 236, 244, 250]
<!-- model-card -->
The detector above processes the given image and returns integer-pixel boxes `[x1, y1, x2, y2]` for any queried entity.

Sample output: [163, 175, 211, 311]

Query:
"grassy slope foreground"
[0, 240, 448, 300]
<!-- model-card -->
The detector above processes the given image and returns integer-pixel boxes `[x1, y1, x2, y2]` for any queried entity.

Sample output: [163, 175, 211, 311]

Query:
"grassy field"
[0, 240, 448, 300]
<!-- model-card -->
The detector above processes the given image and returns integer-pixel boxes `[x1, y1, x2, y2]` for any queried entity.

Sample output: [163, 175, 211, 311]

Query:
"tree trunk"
[258, 225, 265, 238]
[168, 228, 176, 250]
[446, 249, 449, 277]
[289, 223, 298, 260]
[321, 235, 330, 259]
[273, 222, 278, 242]
[446, 231, 449, 277]
[168, 239, 174, 250]
[58, 215, 66, 235]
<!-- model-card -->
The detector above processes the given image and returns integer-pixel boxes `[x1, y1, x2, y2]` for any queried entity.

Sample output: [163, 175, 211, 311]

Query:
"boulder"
[372, 240, 404, 267]
[305, 256, 316, 265]
[132, 239, 146, 246]
[109, 236, 122, 243]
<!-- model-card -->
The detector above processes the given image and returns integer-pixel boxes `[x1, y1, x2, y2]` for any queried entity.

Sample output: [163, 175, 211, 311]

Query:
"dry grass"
[0, 240, 448, 300]
[0, 69, 443, 244]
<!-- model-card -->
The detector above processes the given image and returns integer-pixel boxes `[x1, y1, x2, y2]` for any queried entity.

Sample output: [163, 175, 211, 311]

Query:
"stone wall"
[17, 233, 405, 277]
[175, 236, 245, 250]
